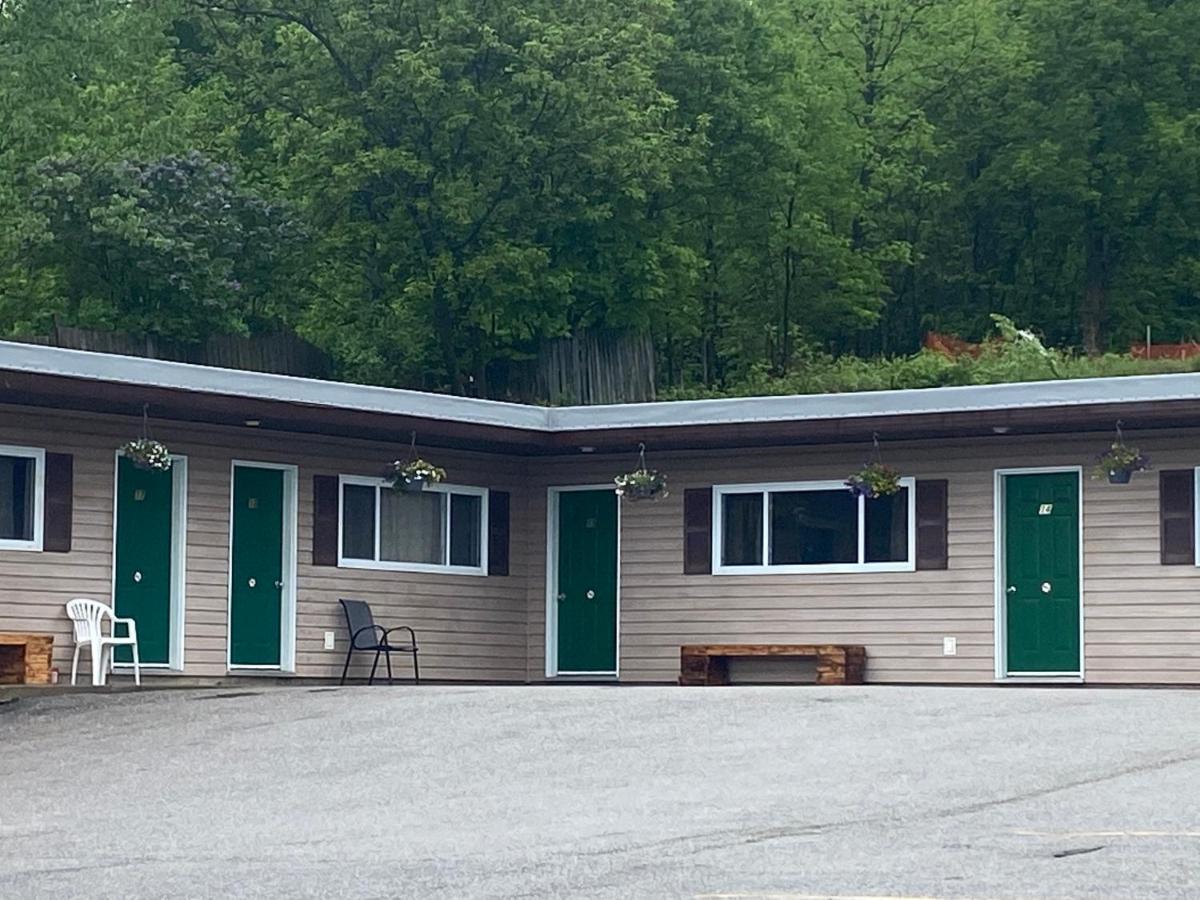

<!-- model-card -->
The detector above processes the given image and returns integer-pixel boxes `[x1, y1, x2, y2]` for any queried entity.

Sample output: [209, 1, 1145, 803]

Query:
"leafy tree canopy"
[0, 0, 1198, 397]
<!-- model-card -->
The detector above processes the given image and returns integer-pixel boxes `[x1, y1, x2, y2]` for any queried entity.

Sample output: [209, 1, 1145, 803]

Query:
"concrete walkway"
[2, 685, 1200, 899]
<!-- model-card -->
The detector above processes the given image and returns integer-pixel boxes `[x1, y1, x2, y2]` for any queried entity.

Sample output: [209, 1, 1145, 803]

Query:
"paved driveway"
[2, 685, 1200, 899]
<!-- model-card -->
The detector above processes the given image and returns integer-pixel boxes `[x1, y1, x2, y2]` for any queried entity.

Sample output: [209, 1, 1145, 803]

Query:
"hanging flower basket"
[615, 468, 668, 501]
[122, 438, 172, 472]
[1092, 441, 1149, 484]
[845, 462, 901, 499]
[386, 458, 446, 493]
[615, 443, 668, 501]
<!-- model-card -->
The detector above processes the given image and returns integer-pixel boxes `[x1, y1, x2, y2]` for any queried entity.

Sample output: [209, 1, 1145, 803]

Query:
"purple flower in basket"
[845, 462, 901, 499]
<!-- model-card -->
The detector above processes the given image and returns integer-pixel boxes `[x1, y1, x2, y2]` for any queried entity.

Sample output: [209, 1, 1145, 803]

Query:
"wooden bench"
[679, 644, 866, 686]
[0, 633, 55, 685]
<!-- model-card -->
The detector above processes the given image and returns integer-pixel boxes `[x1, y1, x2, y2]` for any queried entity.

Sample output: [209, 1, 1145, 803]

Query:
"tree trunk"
[1081, 221, 1108, 356]
[702, 225, 720, 386]
[431, 278, 462, 393]
[781, 195, 796, 373]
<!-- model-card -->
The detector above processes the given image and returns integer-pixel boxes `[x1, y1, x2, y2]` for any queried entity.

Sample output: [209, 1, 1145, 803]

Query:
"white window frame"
[1193, 467, 1200, 568]
[712, 478, 917, 575]
[0, 444, 45, 552]
[337, 476, 489, 576]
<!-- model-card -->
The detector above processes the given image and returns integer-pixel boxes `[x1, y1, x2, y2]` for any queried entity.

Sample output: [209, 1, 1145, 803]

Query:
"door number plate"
[1038, 503, 1053, 515]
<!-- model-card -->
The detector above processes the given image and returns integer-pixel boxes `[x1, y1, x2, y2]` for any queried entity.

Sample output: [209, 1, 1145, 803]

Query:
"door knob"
[1041, 582, 1052, 593]
[133, 571, 142, 583]
[1006, 586, 1016, 593]
[248, 577, 257, 588]
[586, 589, 595, 599]
[274, 580, 283, 589]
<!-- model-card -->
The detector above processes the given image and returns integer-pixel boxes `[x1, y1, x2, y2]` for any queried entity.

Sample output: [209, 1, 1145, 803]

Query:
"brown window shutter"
[488, 490, 511, 576]
[915, 479, 949, 570]
[683, 488, 713, 574]
[312, 474, 339, 566]
[1160, 469, 1195, 565]
[43, 452, 74, 553]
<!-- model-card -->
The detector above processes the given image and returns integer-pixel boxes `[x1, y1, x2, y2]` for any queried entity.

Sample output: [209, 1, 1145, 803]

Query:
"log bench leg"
[815, 647, 849, 685]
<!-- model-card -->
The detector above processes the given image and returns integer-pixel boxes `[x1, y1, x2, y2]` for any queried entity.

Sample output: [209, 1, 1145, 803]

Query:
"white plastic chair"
[65, 599, 141, 687]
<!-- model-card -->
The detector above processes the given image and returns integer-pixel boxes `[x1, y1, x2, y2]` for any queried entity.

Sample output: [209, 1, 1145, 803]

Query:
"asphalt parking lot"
[2, 684, 1200, 899]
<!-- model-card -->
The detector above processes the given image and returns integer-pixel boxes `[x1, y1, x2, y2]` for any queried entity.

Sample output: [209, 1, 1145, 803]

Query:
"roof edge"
[5, 340, 1200, 434]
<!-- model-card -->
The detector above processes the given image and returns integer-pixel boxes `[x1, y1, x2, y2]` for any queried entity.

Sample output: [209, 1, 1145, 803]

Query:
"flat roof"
[0, 340, 547, 431]
[5, 340, 1200, 451]
[547, 371, 1200, 431]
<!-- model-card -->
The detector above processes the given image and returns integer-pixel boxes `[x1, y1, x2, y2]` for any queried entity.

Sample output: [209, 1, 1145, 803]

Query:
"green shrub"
[660, 315, 1200, 401]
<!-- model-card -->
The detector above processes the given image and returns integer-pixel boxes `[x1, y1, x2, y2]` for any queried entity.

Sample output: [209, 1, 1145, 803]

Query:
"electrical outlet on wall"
[943, 636, 957, 656]
[324, 631, 336, 650]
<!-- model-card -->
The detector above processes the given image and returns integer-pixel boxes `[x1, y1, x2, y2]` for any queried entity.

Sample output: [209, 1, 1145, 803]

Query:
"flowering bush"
[122, 438, 172, 471]
[614, 468, 668, 501]
[845, 462, 900, 499]
[387, 458, 446, 491]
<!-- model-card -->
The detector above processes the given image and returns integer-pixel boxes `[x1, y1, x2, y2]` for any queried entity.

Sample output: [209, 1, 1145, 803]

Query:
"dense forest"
[3, 0, 1200, 399]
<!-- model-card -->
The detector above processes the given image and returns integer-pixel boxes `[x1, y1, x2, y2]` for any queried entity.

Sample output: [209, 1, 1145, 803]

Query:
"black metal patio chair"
[339, 598, 420, 686]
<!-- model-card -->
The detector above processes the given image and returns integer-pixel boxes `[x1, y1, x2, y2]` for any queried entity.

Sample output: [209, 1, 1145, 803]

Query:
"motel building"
[2, 340, 1200, 686]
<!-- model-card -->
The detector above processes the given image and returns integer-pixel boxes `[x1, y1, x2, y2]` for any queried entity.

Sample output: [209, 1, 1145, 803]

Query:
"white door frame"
[227, 460, 299, 673]
[110, 452, 189, 672]
[545, 484, 621, 678]
[993, 466, 1085, 680]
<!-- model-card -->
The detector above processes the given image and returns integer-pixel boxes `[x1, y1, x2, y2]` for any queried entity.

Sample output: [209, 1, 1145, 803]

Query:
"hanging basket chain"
[846, 431, 900, 498]
[1092, 418, 1148, 482]
[121, 403, 172, 471]
[615, 441, 668, 501]
[388, 430, 446, 491]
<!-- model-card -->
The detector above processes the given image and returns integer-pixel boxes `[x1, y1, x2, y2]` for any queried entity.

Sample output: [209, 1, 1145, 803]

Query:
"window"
[338, 477, 488, 574]
[0, 445, 45, 552]
[713, 479, 915, 574]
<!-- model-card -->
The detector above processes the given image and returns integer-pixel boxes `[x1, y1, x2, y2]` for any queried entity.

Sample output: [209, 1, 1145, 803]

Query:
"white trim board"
[544, 484, 621, 679]
[110, 451, 188, 672]
[992, 466, 1085, 680]
[710, 478, 917, 575]
[0, 443, 45, 552]
[226, 460, 299, 674]
[336, 476, 489, 576]
[1192, 467, 1200, 568]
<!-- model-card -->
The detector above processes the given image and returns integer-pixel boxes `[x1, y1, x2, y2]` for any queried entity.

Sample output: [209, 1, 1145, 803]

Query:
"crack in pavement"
[563, 744, 1200, 863]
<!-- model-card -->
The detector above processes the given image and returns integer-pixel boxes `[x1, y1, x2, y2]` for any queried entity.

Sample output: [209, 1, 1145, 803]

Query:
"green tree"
[189, 0, 686, 391]
[23, 152, 302, 341]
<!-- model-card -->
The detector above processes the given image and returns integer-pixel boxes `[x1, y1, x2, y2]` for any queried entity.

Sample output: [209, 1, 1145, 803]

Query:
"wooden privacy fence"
[17, 324, 655, 405]
[507, 329, 656, 405]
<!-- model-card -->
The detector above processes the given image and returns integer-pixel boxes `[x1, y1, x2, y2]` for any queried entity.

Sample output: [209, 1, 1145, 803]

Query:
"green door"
[1004, 471, 1081, 674]
[113, 457, 175, 664]
[556, 489, 618, 673]
[229, 465, 285, 667]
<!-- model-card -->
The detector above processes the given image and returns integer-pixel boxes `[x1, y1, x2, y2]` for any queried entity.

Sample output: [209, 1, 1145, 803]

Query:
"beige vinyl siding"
[7, 398, 1200, 686]
[528, 434, 1200, 685]
[0, 404, 530, 682]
